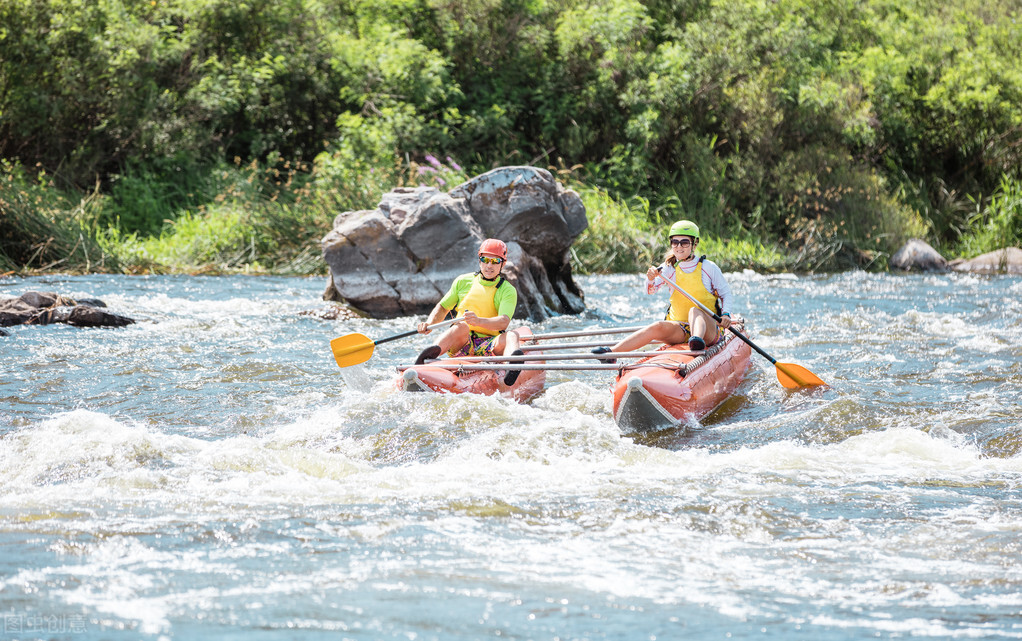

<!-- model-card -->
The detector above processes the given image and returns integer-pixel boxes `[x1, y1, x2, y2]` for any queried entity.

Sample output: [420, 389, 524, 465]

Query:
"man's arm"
[417, 302, 453, 334]
[461, 311, 510, 333]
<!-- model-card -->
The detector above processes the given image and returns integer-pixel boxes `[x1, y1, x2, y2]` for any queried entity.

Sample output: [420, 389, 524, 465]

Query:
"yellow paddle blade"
[330, 333, 375, 368]
[775, 362, 826, 389]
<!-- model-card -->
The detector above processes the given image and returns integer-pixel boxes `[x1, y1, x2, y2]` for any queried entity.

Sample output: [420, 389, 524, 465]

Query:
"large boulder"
[321, 166, 588, 321]
[0, 292, 134, 328]
[950, 247, 1022, 274]
[890, 239, 948, 272]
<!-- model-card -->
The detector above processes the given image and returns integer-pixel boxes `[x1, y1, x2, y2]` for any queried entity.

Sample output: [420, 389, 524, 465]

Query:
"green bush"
[0, 160, 111, 272]
[571, 186, 660, 275]
[97, 149, 470, 275]
[958, 178, 1022, 257]
[100, 157, 220, 236]
[3, 0, 1022, 275]
[569, 179, 790, 274]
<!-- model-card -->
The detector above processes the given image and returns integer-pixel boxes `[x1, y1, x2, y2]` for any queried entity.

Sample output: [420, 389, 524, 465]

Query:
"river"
[1, 271, 1020, 640]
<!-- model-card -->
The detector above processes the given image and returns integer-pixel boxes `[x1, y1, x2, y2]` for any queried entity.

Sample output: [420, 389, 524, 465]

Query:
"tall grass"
[957, 178, 1022, 258]
[570, 187, 662, 274]
[1, 160, 111, 273]
[569, 181, 790, 275]
[99, 160, 334, 275]
[6, 151, 970, 278]
[96, 151, 471, 275]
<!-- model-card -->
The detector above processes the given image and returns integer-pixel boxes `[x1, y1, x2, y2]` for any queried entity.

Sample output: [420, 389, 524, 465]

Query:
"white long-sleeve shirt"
[644, 256, 733, 317]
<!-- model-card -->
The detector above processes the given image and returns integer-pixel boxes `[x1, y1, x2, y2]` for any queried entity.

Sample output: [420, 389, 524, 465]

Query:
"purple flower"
[425, 154, 442, 169]
[447, 156, 461, 171]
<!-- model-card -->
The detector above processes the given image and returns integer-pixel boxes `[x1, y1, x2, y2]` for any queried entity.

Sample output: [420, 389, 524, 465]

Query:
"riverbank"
[3, 161, 1012, 278]
[3, 150, 1018, 278]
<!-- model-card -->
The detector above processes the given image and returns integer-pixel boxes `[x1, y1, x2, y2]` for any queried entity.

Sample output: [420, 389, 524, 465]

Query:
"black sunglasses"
[670, 238, 693, 247]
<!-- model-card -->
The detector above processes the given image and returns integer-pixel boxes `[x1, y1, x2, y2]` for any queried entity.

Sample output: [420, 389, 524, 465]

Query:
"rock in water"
[890, 239, 948, 272]
[321, 166, 587, 321]
[0, 291, 135, 328]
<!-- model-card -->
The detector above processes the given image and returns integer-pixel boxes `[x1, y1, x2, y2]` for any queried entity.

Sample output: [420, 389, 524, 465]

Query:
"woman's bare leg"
[611, 321, 690, 352]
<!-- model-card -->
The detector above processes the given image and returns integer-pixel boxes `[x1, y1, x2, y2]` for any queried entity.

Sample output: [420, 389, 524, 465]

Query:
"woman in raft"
[593, 220, 733, 361]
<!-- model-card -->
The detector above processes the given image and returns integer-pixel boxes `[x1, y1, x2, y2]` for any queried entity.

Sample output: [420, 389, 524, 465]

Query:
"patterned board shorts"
[450, 332, 500, 357]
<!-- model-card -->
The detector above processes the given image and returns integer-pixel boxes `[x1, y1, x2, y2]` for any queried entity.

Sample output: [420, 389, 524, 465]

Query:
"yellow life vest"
[456, 275, 502, 335]
[667, 259, 718, 322]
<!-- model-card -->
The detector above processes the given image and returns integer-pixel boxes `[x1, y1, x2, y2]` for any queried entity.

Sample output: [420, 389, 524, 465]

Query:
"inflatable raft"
[396, 327, 546, 403]
[612, 320, 752, 432]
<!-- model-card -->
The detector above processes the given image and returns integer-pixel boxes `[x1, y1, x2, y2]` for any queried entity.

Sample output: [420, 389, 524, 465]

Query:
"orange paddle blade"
[330, 333, 375, 368]
[775, 362, 826, 389]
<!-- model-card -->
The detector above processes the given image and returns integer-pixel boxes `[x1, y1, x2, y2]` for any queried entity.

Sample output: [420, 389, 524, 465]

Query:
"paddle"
[330, 317, 463, 368]
[655, 267, 826, 389]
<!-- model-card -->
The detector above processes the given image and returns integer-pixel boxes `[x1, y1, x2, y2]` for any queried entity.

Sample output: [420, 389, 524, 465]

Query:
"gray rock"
[0, 297, 36, 326]
[65, 305, 135, 327]
[0, 291, 134, 328]
[321, 166, 588, 321]
[951, 247, 1022, 274]
[890, 239, 948, 272]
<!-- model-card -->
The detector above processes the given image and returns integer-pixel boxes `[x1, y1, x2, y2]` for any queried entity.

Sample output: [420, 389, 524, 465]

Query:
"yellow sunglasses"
[479, 256, 504, 265]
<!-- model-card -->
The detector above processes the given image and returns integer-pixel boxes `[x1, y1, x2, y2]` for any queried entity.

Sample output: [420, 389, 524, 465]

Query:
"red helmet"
[478, 238, 508, 259]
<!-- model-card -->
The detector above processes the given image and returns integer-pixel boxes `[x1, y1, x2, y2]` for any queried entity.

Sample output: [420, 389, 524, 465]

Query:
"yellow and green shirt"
[439, 273, 518, 336]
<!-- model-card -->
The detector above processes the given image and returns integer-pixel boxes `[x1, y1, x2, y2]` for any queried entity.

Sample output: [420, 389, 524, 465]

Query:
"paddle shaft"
[379, 317, 461, 346]
[524, 326, 649, 341]
[332, 317, 462, 360]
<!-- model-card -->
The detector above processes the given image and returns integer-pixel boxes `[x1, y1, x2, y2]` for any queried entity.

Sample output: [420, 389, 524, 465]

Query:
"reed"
[0, 160, 112, 272]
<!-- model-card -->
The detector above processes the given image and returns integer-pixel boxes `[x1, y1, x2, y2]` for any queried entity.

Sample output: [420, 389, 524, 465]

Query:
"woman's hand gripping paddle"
[330, 317, 462, 368]
[655, 267, 826, 389]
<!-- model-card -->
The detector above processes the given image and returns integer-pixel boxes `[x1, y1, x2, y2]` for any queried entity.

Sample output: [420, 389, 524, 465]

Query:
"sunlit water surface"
[2, 272, 1021, 640]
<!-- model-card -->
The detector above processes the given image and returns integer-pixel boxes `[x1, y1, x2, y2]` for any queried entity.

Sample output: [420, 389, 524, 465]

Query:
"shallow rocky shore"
[0, 291, 135, 334]
[891, 239, 1022, 273]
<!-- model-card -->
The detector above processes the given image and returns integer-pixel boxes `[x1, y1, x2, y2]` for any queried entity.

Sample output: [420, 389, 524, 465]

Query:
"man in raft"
[593, 220, 733, 361]
[414, 238, 527, 386]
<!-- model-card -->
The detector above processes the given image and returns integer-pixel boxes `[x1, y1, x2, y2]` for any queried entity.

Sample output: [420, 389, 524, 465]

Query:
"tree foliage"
[2, 0, 1021, 273]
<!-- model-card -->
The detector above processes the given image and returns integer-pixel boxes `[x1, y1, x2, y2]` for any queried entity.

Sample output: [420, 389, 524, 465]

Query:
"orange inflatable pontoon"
[613, 320, 752, 432]
[396, 327, 546, 403]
